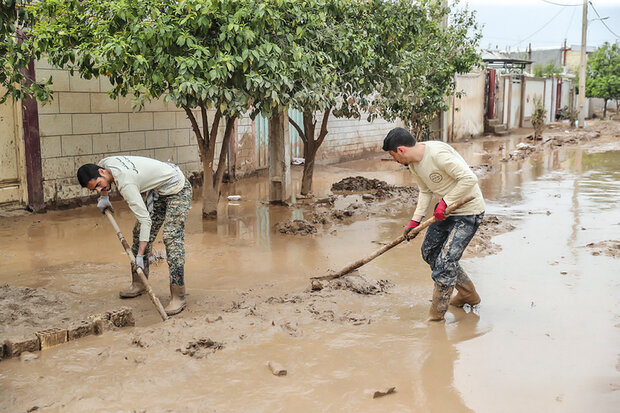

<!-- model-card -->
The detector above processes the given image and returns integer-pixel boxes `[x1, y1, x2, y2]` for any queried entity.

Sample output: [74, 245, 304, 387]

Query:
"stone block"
[102, 113, 129, 133]
[154, 147, 176, 163]
[4, 335, 40, 358]
[39, 114, 73, 137]
[37, 97, 59, 114]
[120, 131, 145, 151]
[99, 76, 114, 93]
[178, 145, 200, 164]
[92, 133, 120, 154]
[73, 114, 102, 135]
[153, 112, 176, 130]
[36, 328, 68, 350]
[129, 112, 153, 131]
[67, 320, 95, 341]
[37, 68, 71, 92]
[176, 111, 193, 129]
[106, 307, 135, 328]
[62, 134, 92, 156]
[58, 92, 91, 113]
[145, 130, 169, 149]
[91, 93, 119, 113]
[69, 75, 100, 92]
[143, 97, 168, 112]
[40, 136, 62, 159]
[42, 157, 75, 180]
[169, 129, 190, 146]
[118, 96, 136, 112]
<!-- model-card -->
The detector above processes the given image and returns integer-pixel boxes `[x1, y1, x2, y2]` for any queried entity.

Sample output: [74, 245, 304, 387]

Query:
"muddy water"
[1, 129, 619, 412]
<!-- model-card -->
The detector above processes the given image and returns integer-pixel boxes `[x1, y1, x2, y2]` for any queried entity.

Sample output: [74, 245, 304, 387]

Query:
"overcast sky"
[458, 0, 620, 52]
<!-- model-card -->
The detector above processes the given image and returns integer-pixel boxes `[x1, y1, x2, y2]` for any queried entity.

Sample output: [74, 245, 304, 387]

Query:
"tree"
[532, 62, 562, 78]
[370, 0, 481, 140]
[17, 0, 328, 217]
[586, 41, 620, 119]
[286, 0, 373, 196]
[0, 0, 51, 103]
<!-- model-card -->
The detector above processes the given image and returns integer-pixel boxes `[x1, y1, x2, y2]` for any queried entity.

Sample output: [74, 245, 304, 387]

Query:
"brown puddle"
[1, 120, 619, 412]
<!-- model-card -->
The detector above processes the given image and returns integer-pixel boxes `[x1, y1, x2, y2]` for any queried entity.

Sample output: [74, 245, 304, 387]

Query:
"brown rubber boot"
[428, 283, 455, 322]
[119, 270, 147, 298]
[165, 284, 186, 316]
[450, 280, 481, 308]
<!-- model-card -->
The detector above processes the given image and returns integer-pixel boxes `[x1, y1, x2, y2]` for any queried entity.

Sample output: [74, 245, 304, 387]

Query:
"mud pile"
[585, 240, 620, 258]
[275, 220, 318, 235]
[310, 273, 393, 295]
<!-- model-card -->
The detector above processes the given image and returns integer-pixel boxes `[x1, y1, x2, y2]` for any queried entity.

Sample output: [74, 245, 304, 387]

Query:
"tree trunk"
[300, 147, 316, 195]
[202, 166, 218, 217]
[294, 109, 330, 196]
[603, 98, 608, 119]
[183, 105, 235, 219]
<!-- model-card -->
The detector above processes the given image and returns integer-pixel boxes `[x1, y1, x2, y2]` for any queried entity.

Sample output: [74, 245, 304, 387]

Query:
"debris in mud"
[310, 273, 392, 295]
[466, 215, 516, 257]
[267, 361, 288, 376]
[275, 219, 317, 236]
[206, 315, 223, 323]
[470, 163, 495, 178]
[501, 142, 536, 161]
[373, 386, 396, 399]
[149, 249, 166, 264]
[279, 321, 302, 337]
[178, 338, 224, 359]
[584, 240, 620, 258]
[331, 176, 392, 193]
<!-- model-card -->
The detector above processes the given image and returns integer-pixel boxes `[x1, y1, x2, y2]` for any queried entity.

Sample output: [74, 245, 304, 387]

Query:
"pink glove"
[434, 199, 447, 221]
[403, 220, 420, 240]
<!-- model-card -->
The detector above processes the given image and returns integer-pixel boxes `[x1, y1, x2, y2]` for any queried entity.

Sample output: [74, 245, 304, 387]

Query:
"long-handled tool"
[105, 210, 168, 321]
[311, 196, 475, 281]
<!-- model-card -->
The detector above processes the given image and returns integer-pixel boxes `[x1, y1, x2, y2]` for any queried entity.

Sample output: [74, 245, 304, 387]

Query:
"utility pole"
[578, 0, 587, 128]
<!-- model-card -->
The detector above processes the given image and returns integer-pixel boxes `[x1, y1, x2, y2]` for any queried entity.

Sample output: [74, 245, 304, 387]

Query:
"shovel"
[311, 196, 475, 281]
[104, 210, 168, 321]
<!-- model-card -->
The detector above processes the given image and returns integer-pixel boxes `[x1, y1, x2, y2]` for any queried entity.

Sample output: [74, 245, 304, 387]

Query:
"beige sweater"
[408, 141, 485, 217]
[99, 156, 185, 242]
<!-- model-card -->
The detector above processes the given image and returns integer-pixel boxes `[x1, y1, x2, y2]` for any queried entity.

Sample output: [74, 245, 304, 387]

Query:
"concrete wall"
[30, 62, 398, 203]
[451, 71, 485, 140]
[509, 76, 522, 129]
[522, 78, 546, 127]
[36, 60, 230, 203]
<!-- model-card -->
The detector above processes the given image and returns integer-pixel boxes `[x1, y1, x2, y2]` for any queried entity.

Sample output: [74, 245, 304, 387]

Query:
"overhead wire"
[589, 1, 620, 39]
[541, 0, 581, 6]
[511, 6, 566, 48]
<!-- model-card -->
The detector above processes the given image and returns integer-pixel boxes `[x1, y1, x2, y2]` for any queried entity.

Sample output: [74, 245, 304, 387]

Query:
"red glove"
[434, 199, 447, 221]
[403, 220, 420, 240]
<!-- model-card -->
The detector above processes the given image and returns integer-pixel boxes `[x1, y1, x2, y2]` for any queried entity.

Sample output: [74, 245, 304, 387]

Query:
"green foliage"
[367, 0, 481, 140]
[532, 62, 562, 78]
[530, 97, 546, 139]
[585, 41, 620, 118]
[0, 0, 52, 103]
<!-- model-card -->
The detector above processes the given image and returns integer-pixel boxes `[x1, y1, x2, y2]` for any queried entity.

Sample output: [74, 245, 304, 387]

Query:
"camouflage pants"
[421, 212, 484, 287]
[132, 180, 192, 286]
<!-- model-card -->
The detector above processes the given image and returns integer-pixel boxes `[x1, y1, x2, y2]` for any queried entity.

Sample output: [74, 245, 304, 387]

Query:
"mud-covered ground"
[0, 120, 619, 412]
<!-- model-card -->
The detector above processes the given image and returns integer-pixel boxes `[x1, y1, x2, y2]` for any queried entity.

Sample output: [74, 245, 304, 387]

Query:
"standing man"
[77, 156, 192, 316]
[383, 128, 485, 322]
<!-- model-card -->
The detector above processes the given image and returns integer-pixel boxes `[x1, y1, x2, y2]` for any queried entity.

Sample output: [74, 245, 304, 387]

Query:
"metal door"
[0, 94, 24, 205]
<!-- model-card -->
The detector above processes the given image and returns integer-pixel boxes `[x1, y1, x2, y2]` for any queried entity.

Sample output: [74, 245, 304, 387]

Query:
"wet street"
[0, 126, 619, 412]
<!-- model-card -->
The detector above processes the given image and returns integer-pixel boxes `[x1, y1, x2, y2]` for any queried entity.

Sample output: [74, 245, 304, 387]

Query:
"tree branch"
[288, 117, 306, 144]
[214, 116, 236, 189]
[316, 108, 331, 147]
[183, 106, 206, 156]
[200, 104, 209, 148]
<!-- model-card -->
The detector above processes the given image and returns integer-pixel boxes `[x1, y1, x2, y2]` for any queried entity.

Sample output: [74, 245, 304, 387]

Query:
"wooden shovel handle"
[311, 196, 476, 281]
[105, 210, 169, 321]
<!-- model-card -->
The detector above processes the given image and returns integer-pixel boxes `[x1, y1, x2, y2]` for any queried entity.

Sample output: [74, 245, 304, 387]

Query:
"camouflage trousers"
[132, 180, 192, 286]
[421, 212, 484, 287]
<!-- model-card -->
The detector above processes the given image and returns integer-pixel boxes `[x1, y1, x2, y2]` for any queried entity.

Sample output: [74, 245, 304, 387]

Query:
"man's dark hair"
[382, 127, 416, 152]
[77, 163, 103, 188]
